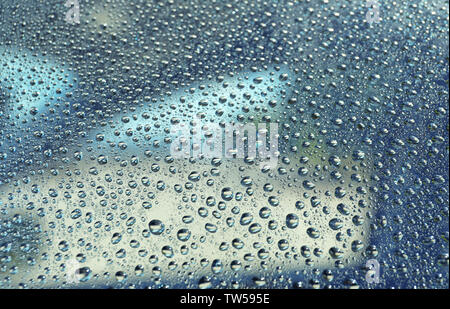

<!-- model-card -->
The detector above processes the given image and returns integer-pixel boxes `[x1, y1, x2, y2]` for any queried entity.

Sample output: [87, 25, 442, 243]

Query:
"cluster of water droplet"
[0, 0, 448, 289]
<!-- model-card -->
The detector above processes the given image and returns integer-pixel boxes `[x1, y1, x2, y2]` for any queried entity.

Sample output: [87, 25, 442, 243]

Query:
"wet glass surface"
[0, 0, 448, 289]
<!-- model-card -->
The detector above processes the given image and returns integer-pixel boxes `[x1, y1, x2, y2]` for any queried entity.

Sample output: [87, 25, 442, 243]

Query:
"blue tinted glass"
[0, 0, 448, 289]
